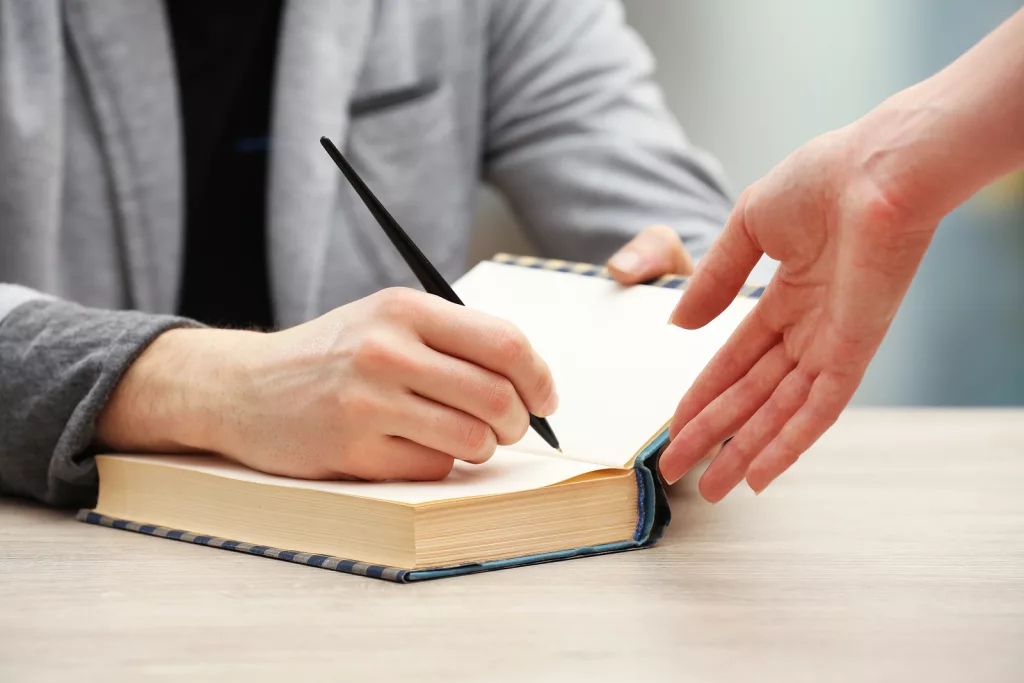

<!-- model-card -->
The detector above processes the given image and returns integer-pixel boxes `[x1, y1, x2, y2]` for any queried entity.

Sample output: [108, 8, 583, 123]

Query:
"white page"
[109, 451, 607, 505]
[105, 263, 753, 505]
[453, 261, 757, 467]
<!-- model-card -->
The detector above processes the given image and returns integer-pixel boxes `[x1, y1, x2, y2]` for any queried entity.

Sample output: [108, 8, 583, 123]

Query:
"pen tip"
[557, 447, 563, 453]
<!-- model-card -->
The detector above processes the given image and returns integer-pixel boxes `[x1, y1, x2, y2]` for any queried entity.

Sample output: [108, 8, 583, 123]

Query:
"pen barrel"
[321, 135, 560, 452]
[529, 414, 560, 451]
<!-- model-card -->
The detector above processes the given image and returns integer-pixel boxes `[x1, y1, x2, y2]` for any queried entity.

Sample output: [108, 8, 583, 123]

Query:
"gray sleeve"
[0, 293, 198, 508]
[482, 0, 733, 262]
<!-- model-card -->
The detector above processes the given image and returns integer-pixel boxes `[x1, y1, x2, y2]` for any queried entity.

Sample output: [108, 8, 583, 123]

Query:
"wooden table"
[2, 409, 1023, 682]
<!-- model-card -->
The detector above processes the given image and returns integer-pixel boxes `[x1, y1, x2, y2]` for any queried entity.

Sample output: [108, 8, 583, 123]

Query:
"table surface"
[2, 409, 1023, 682]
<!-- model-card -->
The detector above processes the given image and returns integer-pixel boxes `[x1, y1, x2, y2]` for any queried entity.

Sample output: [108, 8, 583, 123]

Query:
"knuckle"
[483, 377, 516, 419]
[805, 399, 842, 431]
[509, 410, 530, 444]
[494, 403, 530, 446]
[459, 418, 496, 462]
[727, 438, 757, 467]
[372, 287, 424, 320]
[352, 334, 401, 373]
[531, 369, 554, 404]
[736, 183, 756, 209]
[680, 415, 712, 449]
[495, 324, 529, 368]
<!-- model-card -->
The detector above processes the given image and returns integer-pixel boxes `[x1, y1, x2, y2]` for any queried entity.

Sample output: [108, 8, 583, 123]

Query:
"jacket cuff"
[0, 299, 201, 507]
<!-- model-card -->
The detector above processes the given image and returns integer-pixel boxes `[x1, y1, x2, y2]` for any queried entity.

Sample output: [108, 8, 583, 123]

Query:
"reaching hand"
[659, 5, 1024, 502]
[658, 127, 938, 501]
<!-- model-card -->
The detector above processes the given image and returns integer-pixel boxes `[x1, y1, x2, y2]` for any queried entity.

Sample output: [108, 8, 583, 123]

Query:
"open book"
[79, 254, 761, 581]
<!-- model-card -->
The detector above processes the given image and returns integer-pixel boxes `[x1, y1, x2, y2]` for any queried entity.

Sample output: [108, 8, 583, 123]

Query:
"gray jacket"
[0, 0, 732, 507]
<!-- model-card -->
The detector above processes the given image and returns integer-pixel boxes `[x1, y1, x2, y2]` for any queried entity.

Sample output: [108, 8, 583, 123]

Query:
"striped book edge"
[490, 252, 766, 299]
[76, 510, 415, 582]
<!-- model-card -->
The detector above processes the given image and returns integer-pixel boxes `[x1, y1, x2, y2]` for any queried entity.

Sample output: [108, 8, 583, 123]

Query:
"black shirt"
[166, 0, 283, 330]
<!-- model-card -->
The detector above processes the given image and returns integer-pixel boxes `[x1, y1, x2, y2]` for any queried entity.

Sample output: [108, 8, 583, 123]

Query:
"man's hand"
[96, 288, 559, 481]
[658, 126, 938, 501]
[606, 225, 695, 284]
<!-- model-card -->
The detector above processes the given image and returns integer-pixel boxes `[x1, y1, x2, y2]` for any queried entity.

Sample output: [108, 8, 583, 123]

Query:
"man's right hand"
[95, 288, 559, 481]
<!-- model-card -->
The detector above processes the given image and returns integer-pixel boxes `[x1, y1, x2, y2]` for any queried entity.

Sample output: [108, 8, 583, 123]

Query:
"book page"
[107, 452, 610, 506]
[453, 261, 757, 468]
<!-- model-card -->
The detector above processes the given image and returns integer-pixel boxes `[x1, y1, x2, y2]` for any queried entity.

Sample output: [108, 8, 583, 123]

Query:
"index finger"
[411, 297, 558, 419]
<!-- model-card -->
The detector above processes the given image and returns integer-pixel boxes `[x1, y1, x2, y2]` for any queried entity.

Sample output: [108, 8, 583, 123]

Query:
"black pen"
[320, 136, 561, 453]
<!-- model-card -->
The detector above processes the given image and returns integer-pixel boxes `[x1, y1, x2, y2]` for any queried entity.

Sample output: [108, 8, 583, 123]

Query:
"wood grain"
[2, 409, 1023, 682]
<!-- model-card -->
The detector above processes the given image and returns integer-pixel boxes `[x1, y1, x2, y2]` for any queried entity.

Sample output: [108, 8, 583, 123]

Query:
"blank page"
[454, 261, 757, 468]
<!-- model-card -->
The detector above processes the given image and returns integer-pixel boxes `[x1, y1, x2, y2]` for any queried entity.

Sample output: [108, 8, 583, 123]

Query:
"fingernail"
[608, 250, 642, 275]
[658, 462, 678, 485]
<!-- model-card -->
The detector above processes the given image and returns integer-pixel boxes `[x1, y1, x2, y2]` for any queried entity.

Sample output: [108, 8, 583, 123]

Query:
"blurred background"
[472, 0, 1024, 407]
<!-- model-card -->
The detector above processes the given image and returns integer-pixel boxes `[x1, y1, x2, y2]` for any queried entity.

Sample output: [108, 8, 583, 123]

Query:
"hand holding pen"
[321, 136, 562, 452]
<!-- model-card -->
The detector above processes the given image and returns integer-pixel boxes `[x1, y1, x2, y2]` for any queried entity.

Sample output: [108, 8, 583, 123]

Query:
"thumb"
[670, 190, 763, 329]
[607, 225, 695, 285]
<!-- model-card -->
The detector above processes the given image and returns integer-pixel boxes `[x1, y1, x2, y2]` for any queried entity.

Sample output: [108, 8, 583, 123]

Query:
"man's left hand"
[606, 225, 695, 285]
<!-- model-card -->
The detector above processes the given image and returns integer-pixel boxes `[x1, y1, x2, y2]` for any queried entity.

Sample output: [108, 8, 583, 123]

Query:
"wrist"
[849, 86, 953, 228]
[95, 327, 263, 456]
[854, 65, 1024, 227]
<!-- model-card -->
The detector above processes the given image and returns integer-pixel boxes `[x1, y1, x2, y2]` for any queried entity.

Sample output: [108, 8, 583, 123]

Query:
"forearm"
[94, 327, 259, 457]
[857, 7, 1024, 223]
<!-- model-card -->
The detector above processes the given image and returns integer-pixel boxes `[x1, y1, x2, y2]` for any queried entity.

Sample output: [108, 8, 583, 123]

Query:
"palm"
[659, 133, 935, 501]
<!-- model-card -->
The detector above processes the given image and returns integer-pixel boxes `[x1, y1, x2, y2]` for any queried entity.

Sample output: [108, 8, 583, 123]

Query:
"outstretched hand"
[659, 128, 938, 501]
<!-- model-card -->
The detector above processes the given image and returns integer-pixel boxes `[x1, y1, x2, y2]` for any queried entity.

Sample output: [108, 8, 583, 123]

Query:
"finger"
[607, 225, 695, 285]
[346, 437, 455, 482]
[697, 365, 815, 503]
[745, 370, 859, 493]
[387, 393, 498, 465]
[668, 303, 778, 440]
[659, 343, 794, 483]
[670, 188, 763, 330]
[400, 345, 530, 446]
[412, 300, 558, 417]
